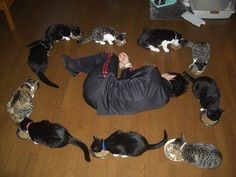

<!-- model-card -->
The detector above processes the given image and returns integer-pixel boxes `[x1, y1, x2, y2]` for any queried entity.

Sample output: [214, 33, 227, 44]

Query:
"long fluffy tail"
[183, 71, 195, 83]
[77, 35, 93, 44]
[147, 130, 168, 150]
[36, 71, 59, 88]
[69, 137, 91, 162]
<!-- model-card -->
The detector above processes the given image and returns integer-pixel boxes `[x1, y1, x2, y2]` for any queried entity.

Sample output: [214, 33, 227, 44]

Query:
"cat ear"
[93, 136, 99, 140]
[180, 132, 185, 141]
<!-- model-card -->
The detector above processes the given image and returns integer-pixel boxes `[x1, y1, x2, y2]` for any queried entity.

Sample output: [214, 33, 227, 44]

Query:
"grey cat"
[172, 133, 223, 169]
[186, 41, 211, 75]
[78, 26, 126, 46]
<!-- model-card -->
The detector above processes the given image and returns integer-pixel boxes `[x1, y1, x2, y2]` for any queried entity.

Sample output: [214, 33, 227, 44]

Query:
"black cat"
[18, 118, 91, 162]
[45, 24, 82, 43]
[27, 40, 59, 88]
[137, 28, 187, 53]
[183, 72, 223, 122]
[91, 130, 168, 158]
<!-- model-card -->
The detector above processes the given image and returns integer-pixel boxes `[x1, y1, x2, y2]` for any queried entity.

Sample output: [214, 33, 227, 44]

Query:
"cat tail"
[147, 130, 168, 150]
[183, 71, 195, 83]
[36, 71, 59, 88]
[69, 136, 91, 162]
[77, 36, 93, 44]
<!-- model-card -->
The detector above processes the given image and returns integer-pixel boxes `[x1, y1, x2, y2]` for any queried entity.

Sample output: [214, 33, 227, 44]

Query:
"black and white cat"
[18, 118, 91, 162]
[78, 26, 126, 46]
[27, 40, 59, 88]
[171, 133, 223, 169]
[137, 28, 186, 52]
[45, 24, 82, 43]
[90, 130, 168, 158]
[183, 72, 223, 123]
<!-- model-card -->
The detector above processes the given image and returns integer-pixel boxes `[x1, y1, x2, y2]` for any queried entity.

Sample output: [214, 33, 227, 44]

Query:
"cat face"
[70, 27, 82, 39]
[115, 33, 126, 46]
[90, 136, 103, 152]
[189, 62, 207, 75]
[25, 79, 39, 94]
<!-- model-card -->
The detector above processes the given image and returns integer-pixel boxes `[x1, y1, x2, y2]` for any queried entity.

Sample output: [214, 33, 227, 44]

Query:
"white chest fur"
[103, 34, 115, 45]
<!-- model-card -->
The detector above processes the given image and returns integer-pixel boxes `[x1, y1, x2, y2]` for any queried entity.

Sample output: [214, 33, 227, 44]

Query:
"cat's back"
[182, 143, 222, 169]
[194, 77, 219, 94]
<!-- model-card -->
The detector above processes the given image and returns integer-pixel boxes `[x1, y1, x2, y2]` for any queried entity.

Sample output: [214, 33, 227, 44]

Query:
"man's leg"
[63, 53, 106, 76]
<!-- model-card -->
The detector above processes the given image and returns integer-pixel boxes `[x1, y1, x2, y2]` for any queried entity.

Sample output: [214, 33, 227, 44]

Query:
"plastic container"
[190, 0, 235, 19]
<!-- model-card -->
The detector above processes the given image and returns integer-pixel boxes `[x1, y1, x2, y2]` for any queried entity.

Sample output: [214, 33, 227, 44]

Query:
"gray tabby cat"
[172, 133, 223, 169]
[186, 41, 211, 75]
[78, 26, 126, 46]
[7, 79, 39, 123]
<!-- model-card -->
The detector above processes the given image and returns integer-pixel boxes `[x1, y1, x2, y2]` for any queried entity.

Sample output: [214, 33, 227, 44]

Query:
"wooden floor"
[0, 0, 236, 177]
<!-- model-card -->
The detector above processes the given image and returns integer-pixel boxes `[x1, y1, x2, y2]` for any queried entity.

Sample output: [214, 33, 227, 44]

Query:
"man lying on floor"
[63, 52, 188, 115]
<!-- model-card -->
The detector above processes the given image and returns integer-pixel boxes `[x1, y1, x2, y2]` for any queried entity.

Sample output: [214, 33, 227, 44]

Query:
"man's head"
[162, 72, 188, 97]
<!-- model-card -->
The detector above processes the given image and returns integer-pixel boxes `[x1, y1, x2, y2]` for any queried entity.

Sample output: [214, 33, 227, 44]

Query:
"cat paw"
[164, 49, 170, 52]
[63, 37, 71, 41]
[99, 42, 106, 45]
[33, 141, 38, 144]
[121, 155, 128, 158]
[113, 154, 119, 157]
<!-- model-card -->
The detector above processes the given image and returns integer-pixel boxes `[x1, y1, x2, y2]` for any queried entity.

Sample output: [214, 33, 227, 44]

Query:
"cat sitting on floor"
[90, 130, 168, 159]
[45, 24, 82, 43]
[78, 26, 127, 46]
[17, 118, 91, 162]
[183, 72, 223, 126]
[137, 28, 187, 53]
[7, 79, 39, 123]
[185, 41, 211, 75]
[171, 133, 223, 169]
[27, 40, 59, 88]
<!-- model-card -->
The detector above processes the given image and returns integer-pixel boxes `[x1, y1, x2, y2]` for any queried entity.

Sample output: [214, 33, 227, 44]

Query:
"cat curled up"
[137, 28, 187, 53]
[18, 118, 91, 162]
[90, 130, 168, 158]
[78, 26, 126, 46]
[45, 24, 82, 43]
[7, 79, 39, 123]
[171, 133, 223, 169]
[27, 40, 59, 88]
[183, 72, 223, 124]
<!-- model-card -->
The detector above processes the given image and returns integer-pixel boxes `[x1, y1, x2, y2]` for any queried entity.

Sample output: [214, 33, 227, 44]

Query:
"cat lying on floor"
[137, 28, 187, 52]
[17, 118, 91, 162]
[90, 130, 168, 159]
[7, 79, 39, 123]
[170, 133, 223, 169]
[78, 26, 126, 46]
[183, 72, 223, 125]
[45, 24, 82, 43]
[27, 40, 59, 88]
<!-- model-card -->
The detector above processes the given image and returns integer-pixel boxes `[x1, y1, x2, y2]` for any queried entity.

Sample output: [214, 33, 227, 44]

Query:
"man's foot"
[118, 52, 132, 70]
[62, 55, 80, 77]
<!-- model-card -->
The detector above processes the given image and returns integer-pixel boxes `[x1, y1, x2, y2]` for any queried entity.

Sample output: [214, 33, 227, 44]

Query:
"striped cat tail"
[77, 35, 93, 44]
[183, 71, 195, 83]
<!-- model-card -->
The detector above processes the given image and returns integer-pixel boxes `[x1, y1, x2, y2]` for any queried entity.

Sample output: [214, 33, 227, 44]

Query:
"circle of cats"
[6, 24, 223, 169]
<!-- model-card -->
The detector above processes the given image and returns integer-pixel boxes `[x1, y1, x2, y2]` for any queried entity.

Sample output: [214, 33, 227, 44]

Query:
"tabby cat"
[137, 28, 186, 52]
[171, 133, 223, 169]
[78, 26, 126, 46]
[18, 118, 91, 162]
[186, 41, 211, 75]
[90, 130, 168, 158]
[7, 79, 39, 123]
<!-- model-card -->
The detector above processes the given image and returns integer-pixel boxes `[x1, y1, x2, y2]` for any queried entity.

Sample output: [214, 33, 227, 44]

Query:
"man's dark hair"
[168, 72, 188, 97]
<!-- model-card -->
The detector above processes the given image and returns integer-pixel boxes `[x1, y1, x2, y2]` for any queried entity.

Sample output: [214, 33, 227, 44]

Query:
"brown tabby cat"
[7, 79, 39, 123]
